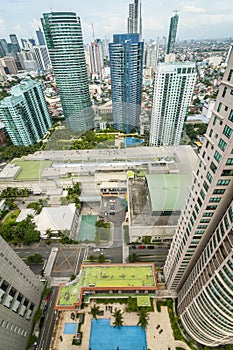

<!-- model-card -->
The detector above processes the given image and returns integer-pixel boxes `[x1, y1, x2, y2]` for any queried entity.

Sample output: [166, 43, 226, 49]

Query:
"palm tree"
[112, 308, 124, 329]
[89, 304, 100, 319]
[137, 308, 149, 330]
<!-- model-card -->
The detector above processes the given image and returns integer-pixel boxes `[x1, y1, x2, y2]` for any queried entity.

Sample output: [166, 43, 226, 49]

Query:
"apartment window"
[207, 172, 213, 183]
[218, 138, 227, 151]
[198, 225, 207, 229]
[209, 197, 221, 202]
[197, 197, 202, 207]
[227, 69, 233, 81]
[217, 179, 230, 185]
[231, 90, 233, 95]
[226, 158, 233, 165]
[214, 151, 222, 163]
[213, 189, 225, 194]
[210, 162, 217, 174]
[203, 212, 214, 217]
[223, 125, 233, 139]
[222, 87, 227, 97]
[228, 207, 233, 222]
[195, 204, 199, 214]
[221, 169, 233, 176]
[217, 103, 222, 112]
[200, 219, 210, 223]
[200, 189, 205, 199]
[209, 129, 213, 137]
[229, 110, 233, 122]
[203, 181, 209, 192]
[224, 215, 229, 230]
[206, 205, 217, 210]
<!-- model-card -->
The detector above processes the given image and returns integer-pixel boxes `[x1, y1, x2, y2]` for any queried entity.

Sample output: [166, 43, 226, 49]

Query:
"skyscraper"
[128, 0, 142, 40]
[164, 45, 233, 347]
[36, 27, 46, 46]
[0, 79, 52, 146]
[34, 45, 51, 72]
[89, 39, 104, 79]
[0, 236, 43, 350]
[166, 12, 179, 55]
[42, 12, 93, 131]
[149, 62, 196, 146]
[109, 33, 144, 133]
[9, 34, 20, 53]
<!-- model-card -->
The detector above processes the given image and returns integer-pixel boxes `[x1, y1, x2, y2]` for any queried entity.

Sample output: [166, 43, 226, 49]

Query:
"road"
[37, 286, 58, 350]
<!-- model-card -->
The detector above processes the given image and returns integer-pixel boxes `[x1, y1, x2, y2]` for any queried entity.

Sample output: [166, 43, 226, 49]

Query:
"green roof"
[146, 173, 192, 212]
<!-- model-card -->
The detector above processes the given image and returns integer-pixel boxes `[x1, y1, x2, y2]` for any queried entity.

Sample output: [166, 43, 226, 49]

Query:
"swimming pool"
[125, 137, 144, 147]
[64, 323, 77, 334]
[89, 318, 147, 350]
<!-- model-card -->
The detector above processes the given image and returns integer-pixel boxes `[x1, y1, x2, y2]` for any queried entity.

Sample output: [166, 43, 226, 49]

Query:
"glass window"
[229, 110, 233, 122]
[207, 172, 213, 183]
[209, 197, 221, 202]
[213, 189, 225, 194]
[222, 87, 227, 97]
[214, 151, 222, 163]
[223, 125, 232, 139]
[218, 138, 227, 151]
[210, 161, 217, 174]
[226, 158, 233, 165]
[217, 103, 222, 112]
[206, 205, 217, 210]
[217, 179, 230, 185]
[227, 69, 233, 81]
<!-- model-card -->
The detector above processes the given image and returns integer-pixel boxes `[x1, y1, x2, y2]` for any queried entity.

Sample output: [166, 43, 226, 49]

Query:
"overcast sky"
[0, 0, 233, 44]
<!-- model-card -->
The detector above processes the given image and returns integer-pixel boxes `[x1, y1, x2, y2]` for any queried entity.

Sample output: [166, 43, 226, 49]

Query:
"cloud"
[182, 5, 206, 13]
[13, 23, 28, 37]
[30, 18, 41, 32]
[0, 18, 6, 36]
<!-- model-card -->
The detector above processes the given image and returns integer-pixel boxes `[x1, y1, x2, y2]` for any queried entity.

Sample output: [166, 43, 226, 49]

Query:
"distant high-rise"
[89, 39, 104, 79]
[0, 236, 43, 350]
[34, 45, 51, 72]
[36, 27, 46, 46]
[164, 45, 233, 347]
[109, 33, 144, 133]
[0, 79, 52, 146]
[150, 62, 196, 146]
[42, 12, 93, 131]
[128, 0, 142, 40]
[9, 34, 20, 52]
[166, 12, 179, 55]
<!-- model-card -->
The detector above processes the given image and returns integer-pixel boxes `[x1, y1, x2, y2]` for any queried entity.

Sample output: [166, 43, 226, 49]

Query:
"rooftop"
[146, 173, 192, 212]
[57, 263, 157, 308]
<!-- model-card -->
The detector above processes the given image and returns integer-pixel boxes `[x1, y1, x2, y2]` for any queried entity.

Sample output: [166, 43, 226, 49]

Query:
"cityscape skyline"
[0, 0, 233, 44]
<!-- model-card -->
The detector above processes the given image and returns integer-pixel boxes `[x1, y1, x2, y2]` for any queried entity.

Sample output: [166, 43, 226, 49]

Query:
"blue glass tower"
[109, 33, 144, 133]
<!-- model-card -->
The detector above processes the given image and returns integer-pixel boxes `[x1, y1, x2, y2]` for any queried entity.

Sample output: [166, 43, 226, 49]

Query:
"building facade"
[0, 236, 43, 350]
[36, 27, 46, 46]
[42, 12, 93, 131]
[149, 62, 196, 146]
[166, 12, 179, 55]
[109, 33, 144, 133]
[0, 79, 52, 146]
[164, 45, 233, 347]
[34, 45, 51, 72]
[128, 0, 142, 40]
[89, 39, 104, 79]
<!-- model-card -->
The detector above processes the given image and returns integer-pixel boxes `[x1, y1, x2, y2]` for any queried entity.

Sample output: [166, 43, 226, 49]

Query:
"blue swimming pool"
[89, 319, 147, 350]
[125, 137, 144, 147]
[64, 322, 77, 334]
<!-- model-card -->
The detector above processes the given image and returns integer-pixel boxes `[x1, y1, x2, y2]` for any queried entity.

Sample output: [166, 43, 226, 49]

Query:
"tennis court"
[77, 215, 97, 241]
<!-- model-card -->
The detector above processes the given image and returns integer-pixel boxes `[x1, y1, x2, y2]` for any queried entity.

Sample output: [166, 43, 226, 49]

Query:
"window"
[221, 169, 233, 176]
[198, 225, 207, 229]
[213, 189, 225, 194]
[217, 103, 222, 112]
[203, 181, 209, 192]
[227, 69, 233, 81]
[218, 138, 227, 151]
[206, 205, 217, 210]
[207, 172, 213, 183]
[209, 197, 221, 202]
[214, 151, 222, 163]
[209, 129, 213, 137]
[222, 87, 227, 97]
[203, 212, 213, 217]
[229, 110, 233, 122]
[224, 215, 229, 230]
[223, 125, 232, 139]
[226, 158, 233, 165]
[210, 161, 217, 174]
[197, 197, 202, 207]
[200, 219, 210, 223]
[217, 179, 230, 185]
[200, 189, 205, 199]
[229, 207, 233, 222]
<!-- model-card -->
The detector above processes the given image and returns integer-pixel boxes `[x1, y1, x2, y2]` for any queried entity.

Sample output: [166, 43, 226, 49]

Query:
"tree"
[128, 253, 139, 263]
[27, 253, 44, 264]
[97, 253, 106, 263]
[112, 308, 124, 329]
[137, 308, 149, 329]
[89, 304, 100, 319]
[88, 254, 95, 262]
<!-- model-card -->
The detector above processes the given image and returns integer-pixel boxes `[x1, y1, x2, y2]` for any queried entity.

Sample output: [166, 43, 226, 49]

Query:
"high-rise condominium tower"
[89, 39, 104, 79]
[0, 236, 43, 350]
[164, 45, 233, 347]
[42, 12, 93, 131]
[128, 0, 142, 40]
[36, 27, 46, 46]
[0, 79, 52, 146]
[166, 12, 179, 55]
[109, 33, 144, 133]
[149, 62, 196, 146]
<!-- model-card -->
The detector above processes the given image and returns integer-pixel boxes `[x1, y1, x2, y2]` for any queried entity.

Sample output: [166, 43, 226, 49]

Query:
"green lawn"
[13, 160, 52, 180]
[137, 295, 151, 307]
[58, 265, 155, 306]
[3, 209, 20, 224]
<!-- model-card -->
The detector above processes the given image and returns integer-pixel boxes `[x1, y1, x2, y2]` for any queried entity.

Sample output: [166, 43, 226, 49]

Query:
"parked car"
[147, 245, 155, 249]
[137, 245, 146, 249]
[130, 245, 136, 249]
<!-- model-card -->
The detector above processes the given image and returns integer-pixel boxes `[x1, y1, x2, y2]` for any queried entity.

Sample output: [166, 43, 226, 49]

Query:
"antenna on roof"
[92, 23, 95, 41]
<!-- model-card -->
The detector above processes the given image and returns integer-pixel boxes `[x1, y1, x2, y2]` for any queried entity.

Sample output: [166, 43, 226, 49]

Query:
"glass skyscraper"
[0, 79, 52, 146]
[128, 0, 142, 40]
[42, 12, 93, 131]
[109, 33, 144, 133]
[166, 12, 179, 55]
